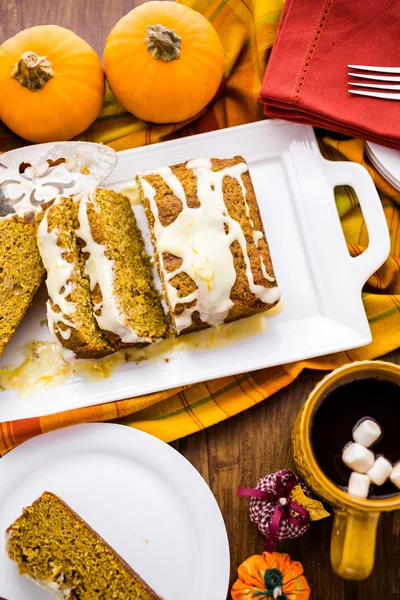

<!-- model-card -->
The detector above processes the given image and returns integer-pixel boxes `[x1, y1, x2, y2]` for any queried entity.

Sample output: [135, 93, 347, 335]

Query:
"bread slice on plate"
[6, 491, 161, 599]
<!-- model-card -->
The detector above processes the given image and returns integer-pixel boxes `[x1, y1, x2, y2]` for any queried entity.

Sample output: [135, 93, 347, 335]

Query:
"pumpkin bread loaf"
[6, 491, 161, 600]
[76, 189, 167, 346]
[0, 216, 45, 357]
[136, 156, 280, 334]
[37, 198, 115, 359]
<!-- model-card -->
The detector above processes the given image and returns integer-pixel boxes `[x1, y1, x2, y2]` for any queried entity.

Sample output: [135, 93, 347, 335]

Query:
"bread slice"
[7, 491, 161, 600]
[76, 189, 167, 346]
[37, 198, 115, 359]
[0, 216, 45, 357]
[136, 156, 280, 334]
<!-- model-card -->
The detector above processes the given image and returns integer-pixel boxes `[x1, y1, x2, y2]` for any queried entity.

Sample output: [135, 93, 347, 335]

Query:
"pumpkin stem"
[145, 24, 181, 62]
[12, 51, 54, 92]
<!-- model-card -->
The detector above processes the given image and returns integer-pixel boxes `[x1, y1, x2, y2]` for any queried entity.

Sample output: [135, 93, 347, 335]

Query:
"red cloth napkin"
[260, 0, 400, 148]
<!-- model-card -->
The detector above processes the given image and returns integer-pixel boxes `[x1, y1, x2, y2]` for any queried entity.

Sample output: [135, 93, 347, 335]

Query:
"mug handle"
[330, 508, 380, 580]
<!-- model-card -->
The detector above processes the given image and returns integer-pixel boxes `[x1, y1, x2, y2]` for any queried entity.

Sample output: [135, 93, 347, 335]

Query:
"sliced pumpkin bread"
[37, 198, 115, 359]
[7, 491, 161, 599]
[0, 216, 45, 357]
[76, 189, 167, 346]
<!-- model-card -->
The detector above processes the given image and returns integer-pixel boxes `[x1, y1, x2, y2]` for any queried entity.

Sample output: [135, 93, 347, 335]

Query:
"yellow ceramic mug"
[292, 360, 400, 580]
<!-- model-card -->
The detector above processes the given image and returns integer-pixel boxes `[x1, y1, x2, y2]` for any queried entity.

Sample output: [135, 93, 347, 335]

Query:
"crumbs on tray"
[0, 312, 272, 395]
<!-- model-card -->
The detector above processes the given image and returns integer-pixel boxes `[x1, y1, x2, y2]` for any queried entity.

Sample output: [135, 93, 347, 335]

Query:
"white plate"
[366, 141, 400, 191]
[0, 120, 390, 421]
[0, 423, 229, 600]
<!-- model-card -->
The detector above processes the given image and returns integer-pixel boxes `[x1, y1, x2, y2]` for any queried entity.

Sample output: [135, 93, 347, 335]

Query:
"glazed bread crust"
[137, 156, 280, 334]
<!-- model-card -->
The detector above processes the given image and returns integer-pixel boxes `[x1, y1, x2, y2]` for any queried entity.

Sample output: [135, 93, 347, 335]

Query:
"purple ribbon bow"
[237, 472, 310, 552]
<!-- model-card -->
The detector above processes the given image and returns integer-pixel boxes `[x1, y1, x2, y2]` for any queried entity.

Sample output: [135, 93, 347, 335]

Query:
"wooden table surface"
[2, 1, 400, 598]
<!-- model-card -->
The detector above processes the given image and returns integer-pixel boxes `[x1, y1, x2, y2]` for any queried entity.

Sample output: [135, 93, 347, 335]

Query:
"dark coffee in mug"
[311, 376, 399, 498]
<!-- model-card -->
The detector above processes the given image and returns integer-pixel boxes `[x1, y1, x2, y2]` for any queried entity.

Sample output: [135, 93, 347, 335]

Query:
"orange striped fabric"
[0, 0, 399, 454]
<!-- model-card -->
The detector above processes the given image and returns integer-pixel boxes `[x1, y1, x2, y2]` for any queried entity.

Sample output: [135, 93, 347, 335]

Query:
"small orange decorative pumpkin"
[0, 26, 105, 143]
[104, 1, 225, 124]
[231, 552, 310, 600]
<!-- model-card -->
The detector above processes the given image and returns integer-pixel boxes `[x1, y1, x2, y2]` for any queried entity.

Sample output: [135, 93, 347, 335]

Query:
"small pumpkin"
[104, 1, 225, 124]
[231, 552, 310, 600]
[0, 25, 105, 143]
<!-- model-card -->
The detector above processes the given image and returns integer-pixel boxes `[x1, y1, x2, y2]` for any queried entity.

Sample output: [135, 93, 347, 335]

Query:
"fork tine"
[348, 64, 400, 74]
[349, 89, 400, 100]
[348, 72, 400, 82]
[349, 82, 400, 90]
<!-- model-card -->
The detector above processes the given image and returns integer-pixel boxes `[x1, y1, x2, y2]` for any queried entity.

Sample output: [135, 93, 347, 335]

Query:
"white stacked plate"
[366, 141, 400, 191]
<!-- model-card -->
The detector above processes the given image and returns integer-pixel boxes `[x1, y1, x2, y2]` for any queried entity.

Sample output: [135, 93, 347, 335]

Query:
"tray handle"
[321, 159, 390, 288]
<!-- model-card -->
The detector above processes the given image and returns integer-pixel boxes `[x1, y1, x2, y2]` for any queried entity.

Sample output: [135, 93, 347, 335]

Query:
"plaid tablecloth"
[0, 0, 399, 454]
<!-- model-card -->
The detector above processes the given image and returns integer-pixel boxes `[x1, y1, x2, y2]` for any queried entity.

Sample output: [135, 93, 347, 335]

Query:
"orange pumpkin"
[0, 26, 105, 143]
[231, 552, 310, 600]
[104, 1, 225, 124]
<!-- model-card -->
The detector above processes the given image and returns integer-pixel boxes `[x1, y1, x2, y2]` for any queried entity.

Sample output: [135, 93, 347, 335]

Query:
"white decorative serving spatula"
[0, 141, 118, 218]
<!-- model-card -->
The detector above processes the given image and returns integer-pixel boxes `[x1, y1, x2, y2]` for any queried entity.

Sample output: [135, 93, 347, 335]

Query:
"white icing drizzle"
[253, 230, 264, 247]
[76, 192, 150, 344]
[138, 159, 280, 332]
[37, 211, 76, 344]
[25, 575, 73, 599]
[260, 256, 275, 282]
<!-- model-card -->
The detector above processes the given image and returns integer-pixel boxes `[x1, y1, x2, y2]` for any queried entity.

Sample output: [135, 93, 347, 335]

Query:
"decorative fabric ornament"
[231, 551, 310, 600]
[237, 470, 311, 551]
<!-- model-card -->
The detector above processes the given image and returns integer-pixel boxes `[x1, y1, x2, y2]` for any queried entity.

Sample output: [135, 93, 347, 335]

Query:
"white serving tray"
[0, 120, 390, 422]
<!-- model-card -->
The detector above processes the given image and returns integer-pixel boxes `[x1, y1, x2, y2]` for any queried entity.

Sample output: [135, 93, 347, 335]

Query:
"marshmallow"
[352, 418, 382, 448]
[390, 462, 400, 490]
[367, 456, 392, 486]
[342, 442, 375, 473]
[348, 472, 370, 499]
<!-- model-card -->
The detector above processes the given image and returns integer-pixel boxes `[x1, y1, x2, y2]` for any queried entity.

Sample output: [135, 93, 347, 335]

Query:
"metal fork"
[348, 64, 400, 100]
